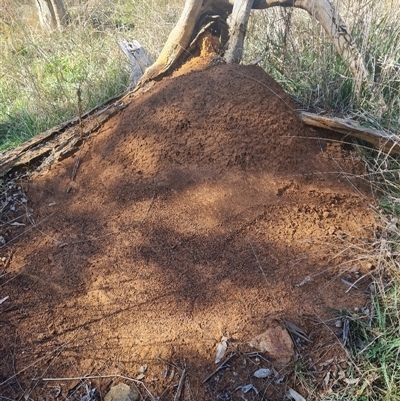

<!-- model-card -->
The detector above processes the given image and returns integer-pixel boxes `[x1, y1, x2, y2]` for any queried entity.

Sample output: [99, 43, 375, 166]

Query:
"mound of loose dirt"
[0, 62, 377, 400]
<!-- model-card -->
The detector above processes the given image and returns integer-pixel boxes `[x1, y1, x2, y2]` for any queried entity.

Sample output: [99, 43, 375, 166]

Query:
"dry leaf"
[323, 371, 330, 389]
[286, 388, 307, 401]
[236, 384, 259, 394]
[284, 320, 312, 343]
[344, 377, 359, 385]
[253, 368, 272, 378]
[215, 336, 228, 364]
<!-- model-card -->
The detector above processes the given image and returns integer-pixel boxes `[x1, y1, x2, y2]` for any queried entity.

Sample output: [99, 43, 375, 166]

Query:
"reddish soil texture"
[0, 62, 377, 401]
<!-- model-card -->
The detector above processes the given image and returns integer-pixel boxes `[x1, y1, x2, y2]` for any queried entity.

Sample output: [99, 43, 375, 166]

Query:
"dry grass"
[0, 0, 184, 150]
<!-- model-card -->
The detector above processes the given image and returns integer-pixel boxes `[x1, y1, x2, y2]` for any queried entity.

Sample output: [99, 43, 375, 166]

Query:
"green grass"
[0, 0, 183, 151]
[325, 282, 400, 401]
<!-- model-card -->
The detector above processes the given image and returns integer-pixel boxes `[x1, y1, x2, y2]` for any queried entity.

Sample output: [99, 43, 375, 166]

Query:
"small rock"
[335, 320, 342, 328]
[138, 364, 147, 374]
[248, 325, 294, 364]
[104, 383, 139, 401]
[253, 368, 272, 378]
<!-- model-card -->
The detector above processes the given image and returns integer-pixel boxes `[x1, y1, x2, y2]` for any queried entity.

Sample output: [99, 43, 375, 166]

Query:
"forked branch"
[138, 0, 369, 88]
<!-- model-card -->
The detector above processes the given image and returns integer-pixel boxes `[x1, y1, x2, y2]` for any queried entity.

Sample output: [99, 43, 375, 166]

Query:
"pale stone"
[104, 383, 139, 401]
[248, 326, 294, 364]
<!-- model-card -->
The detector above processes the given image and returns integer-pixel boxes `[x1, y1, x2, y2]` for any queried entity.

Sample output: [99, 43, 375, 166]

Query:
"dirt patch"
[0, 61, 377, 400]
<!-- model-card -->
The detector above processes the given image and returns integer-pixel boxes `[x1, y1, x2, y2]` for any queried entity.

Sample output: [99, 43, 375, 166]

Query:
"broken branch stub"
[118, 40, 153, 87]
[225, 0, 255, 64]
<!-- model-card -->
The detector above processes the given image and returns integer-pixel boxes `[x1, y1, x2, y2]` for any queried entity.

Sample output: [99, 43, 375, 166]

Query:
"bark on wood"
[252, 0, 369, 86]
[35, 0, 67, 31]
[0, 96, 128, 176]
[138, 0, 369, 88]
[225, 0, 255, 64]
[1, 105, 398, 178]
[298, 111, 400, 155]
[139, 0, 211, 83]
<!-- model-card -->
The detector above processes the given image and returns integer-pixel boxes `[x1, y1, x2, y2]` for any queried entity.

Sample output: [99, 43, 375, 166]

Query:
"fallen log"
[298, 111, 400, 155]
[0, 39, 154, 177]
[0, 96, 129, 176]
[1, 104, 398, 178]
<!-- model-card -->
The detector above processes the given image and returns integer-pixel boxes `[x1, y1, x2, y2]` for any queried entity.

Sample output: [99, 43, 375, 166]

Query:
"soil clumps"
[0, 61, 376, 400]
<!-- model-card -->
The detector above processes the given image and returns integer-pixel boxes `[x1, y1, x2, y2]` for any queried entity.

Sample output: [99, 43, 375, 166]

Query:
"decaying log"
[1, 104, 398, 179]
[0, 96, 128, 176]
[139, 0, 212, 83]
[298, 111, 400, 155]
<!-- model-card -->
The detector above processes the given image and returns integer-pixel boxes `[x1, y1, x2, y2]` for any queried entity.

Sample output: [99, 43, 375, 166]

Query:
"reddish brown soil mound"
[1, 63, 376, 400]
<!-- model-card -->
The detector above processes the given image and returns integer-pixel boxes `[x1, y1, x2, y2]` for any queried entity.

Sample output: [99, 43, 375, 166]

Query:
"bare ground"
[0, 57, 378, 400]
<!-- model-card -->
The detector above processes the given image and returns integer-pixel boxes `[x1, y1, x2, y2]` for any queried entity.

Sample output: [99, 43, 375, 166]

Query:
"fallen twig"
[202, 353, 236, 384]
[0, 212, 55, 249]
[0, 329, 80, 387]
[40, 375, 156, 401]
[173, 368, 186, 401]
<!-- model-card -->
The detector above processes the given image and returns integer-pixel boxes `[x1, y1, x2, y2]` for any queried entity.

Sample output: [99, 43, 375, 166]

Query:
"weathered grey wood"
[139, 0, 209, 84]
[2, 102, 398, 178]
[118, 40, 153, 86]
[252, 0, 369, 86]
[298, 111, 400, 155]
[0, 100, 127, 176]
[35, 0, 67, 31]
[225, 0, 255, 63]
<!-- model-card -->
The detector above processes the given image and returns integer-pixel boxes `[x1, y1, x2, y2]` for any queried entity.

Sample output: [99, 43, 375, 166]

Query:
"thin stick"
[174, 368, 186, 401]
[247, 237, 281, 310]
[202, 353, 236, 384]
[0, 329, 79, 386]
[40, 375, 156, 401]
[0, 212, 55, 249]
[22, 337, 67, 401]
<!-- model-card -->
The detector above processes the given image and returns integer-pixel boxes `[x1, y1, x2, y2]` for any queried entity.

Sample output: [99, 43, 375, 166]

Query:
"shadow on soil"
[0, 64, 376, 400]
